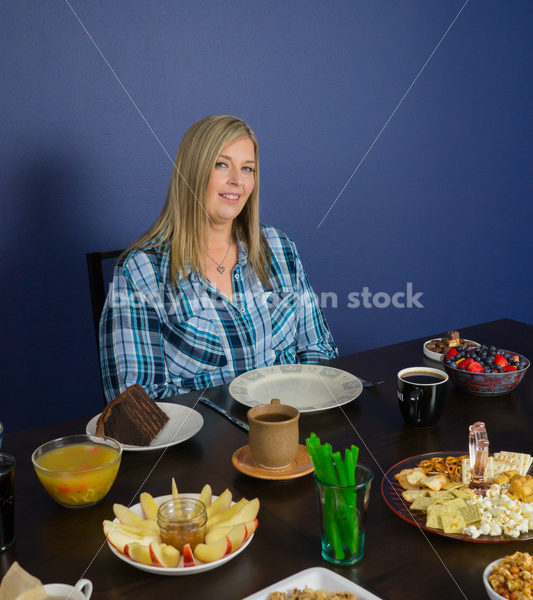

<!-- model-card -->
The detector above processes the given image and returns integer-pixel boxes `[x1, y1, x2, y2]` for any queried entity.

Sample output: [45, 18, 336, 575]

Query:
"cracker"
[394, 468, 416, 481]
[401, 489, 429, 503]
[441, 512, 466, 534]
[397, 474, 418, 490]
[443, 482, 464, 491]
[428, 491, 453, 499]
[460, 504, 481, 525]
[426, 509, 442, 529]
[451, 488, 474, 499]
[410, 497, 436, 512]
[461, 459, 470, 485]
[439, 498, 467, 510]
[406, 468, 426, 486]
[420, 474, 448, 491]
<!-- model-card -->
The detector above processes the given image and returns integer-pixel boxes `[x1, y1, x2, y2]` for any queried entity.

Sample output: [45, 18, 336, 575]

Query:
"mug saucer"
[232, 444, 314, 480]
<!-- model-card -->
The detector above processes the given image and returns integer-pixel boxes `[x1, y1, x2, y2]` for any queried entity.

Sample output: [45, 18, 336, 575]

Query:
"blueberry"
[489, 346, 497, 354]
[484, 367, 491, 373]
[496, 365, 504, 373]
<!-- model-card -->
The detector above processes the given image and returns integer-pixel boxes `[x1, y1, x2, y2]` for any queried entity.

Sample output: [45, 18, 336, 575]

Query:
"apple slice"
[206, 498, 247, 530]
[113, 504, 159, 534]
[182, 543, 196, 567]
[226, 522, 247, 553]
[211, 498, 260, 529]
[161, 544, 180, 568]
[244, 518, 258, 541]
[140, 492, 159, 521]
[205, 489, 232, 519]
[171, 477, 179, 499]
[205, 520, 254, 546]
[205, 524, 233, 544]
[104, 519, 159, 540]
[149, 542, 179, 568]
[193, 536, 231, 563]
[124, 541, 152, 566]
[199, 484, 212, 507]
[103, 521, 158, 554]
[104, 526, 137, 555]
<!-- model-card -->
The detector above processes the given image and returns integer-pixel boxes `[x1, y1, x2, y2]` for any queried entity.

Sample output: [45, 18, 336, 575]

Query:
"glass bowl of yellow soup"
[32, 434, 122, 508]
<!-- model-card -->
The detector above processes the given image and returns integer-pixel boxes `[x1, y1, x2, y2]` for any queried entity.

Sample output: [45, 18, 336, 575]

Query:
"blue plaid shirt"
[99, 225, 337, 402]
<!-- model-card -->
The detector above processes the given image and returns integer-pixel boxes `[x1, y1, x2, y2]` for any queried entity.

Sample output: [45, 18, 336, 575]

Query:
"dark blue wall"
[3, 1, 532, 432]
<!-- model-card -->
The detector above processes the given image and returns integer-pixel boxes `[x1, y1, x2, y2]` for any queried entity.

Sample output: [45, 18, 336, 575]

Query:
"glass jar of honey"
[157, 498, 207, 552]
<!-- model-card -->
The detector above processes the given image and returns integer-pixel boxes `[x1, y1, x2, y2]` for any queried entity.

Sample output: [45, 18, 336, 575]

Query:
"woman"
[99, 115, 337, 402]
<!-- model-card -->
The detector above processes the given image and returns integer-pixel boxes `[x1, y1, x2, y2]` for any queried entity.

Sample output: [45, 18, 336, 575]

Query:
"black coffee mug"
[397, 367, 448, 426]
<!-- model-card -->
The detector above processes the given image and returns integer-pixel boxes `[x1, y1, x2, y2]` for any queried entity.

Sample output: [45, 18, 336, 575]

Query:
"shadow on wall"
[4, 154, 102, 433]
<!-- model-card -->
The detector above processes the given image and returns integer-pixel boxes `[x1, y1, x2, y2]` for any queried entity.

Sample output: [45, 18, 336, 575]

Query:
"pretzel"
[417, 456, 468, 482]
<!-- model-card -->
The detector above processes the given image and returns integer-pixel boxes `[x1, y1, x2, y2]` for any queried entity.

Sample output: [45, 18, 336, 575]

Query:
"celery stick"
[333, 451, 348, 486]
[351, 445, 359, 470]
[345, 449, 355, 486]
[325, 488, 344, 559]
[320, 444, 339, 485]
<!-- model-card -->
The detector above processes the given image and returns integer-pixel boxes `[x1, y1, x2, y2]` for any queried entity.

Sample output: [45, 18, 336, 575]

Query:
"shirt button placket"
[233, 269, 246, 314]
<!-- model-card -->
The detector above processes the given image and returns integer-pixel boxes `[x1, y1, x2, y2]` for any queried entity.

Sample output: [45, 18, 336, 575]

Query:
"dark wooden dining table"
[2, 318, 532, 599]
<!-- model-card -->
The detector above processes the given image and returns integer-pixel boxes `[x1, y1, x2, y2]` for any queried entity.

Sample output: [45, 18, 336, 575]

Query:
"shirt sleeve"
[291, 241, 338, 363]
[99, 256, 183, 402]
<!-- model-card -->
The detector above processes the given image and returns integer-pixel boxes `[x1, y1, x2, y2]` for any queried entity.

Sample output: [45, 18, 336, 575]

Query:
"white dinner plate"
[242, 567, 384, 599]
[86, 403, 203, 452]
[106, 494, 254, 575]
[229, 365, 363, 413]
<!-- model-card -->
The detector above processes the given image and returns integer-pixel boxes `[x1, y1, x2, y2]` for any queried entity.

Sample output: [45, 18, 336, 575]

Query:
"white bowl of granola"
[483, 552, 533, 599]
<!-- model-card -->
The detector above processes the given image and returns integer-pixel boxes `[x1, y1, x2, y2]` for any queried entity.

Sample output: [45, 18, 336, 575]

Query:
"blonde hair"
[128, 115, 270, 285]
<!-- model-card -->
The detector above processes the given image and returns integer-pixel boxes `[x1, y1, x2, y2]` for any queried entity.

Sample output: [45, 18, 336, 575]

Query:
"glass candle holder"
[157, 498, 207, 552]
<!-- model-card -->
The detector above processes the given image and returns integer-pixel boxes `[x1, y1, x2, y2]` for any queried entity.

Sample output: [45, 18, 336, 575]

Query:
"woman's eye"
[242, 166, 255, 173]
[215, 161, 227, 168]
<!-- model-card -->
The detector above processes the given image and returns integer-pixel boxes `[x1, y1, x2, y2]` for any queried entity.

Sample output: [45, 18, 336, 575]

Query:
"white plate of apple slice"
[104, 485, 259, 575]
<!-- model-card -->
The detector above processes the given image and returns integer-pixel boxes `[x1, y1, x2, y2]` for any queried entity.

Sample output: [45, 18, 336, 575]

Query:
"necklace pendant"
[217, 265, 226, 274]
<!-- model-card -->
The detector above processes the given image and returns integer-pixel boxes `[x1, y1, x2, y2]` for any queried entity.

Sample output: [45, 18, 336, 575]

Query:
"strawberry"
[466, 361, 484, 373]
[445, 348, 458, 359]
[494, 353, 509, 367]
[459, 358, 474, 370]
[503, 365, 517, 372]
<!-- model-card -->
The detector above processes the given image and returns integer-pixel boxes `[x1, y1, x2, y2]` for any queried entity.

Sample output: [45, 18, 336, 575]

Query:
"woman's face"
[205, 136, 255, 228]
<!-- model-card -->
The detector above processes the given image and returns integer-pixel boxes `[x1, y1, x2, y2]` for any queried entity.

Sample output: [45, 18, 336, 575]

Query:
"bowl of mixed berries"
[442, 344, 529, 396]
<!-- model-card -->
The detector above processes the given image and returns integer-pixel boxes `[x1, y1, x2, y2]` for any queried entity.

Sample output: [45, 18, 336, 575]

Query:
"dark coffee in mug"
[256, 413, 291, 423]
[400, 372, 447, 385]
[397, 367, 448, 427]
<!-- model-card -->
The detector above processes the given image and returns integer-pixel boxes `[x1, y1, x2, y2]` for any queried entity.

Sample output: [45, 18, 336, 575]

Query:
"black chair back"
[86, 249, 124, 404]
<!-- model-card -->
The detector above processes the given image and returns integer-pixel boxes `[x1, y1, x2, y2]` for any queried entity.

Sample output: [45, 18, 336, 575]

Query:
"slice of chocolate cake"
[96, 385, 169, 446]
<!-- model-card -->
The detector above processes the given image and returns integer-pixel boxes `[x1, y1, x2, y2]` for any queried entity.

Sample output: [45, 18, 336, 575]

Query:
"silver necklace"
[207, 242, 231, 274]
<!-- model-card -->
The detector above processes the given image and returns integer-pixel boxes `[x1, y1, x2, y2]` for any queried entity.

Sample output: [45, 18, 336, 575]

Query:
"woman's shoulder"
[260, 224, 298, 254]
[115, 245, 171, 285]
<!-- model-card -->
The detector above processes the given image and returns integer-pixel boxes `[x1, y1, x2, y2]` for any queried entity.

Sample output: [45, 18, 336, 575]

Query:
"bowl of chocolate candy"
[423, 330, 479, 362]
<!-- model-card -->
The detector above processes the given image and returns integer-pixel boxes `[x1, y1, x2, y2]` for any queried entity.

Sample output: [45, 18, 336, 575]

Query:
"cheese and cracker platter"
[381, 448, 533, 542]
